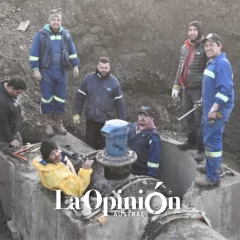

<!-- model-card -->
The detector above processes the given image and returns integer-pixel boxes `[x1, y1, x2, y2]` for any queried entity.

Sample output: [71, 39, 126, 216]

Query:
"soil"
[1, 0, 240, 238]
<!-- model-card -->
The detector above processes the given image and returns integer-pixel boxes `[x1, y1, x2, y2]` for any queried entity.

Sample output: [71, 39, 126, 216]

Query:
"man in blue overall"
[195, 33, 234, 187]
[30, 9, 80, 136]
[128, 106, 161, 178]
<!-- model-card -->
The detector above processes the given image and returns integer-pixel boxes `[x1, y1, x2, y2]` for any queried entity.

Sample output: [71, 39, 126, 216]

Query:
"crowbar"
[177, 107, 197, 121]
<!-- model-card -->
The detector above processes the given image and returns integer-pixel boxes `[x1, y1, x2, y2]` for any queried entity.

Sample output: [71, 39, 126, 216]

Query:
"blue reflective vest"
[30, 24, 79, 70]
[128, 124, 161, 177]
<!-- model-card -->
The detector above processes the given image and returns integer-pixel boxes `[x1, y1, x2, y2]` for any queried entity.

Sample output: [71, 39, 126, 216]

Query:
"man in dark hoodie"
[0, 77, 27, 149]
[172, 21, 208, 162]
[128, 106, 161, 178]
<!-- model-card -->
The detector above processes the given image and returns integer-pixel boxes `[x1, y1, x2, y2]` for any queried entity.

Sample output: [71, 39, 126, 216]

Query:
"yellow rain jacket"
[33, 156, 92, 197]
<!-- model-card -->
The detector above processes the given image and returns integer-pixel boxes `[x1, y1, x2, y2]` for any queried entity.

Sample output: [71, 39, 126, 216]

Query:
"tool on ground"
[12, 143, 41, 161]
[13, 153, 28, 161]
[59, 146, 79, 159]
[220, 165, 235, 178]
[13, 143, 41, 155]
[177, 107, 197, 121]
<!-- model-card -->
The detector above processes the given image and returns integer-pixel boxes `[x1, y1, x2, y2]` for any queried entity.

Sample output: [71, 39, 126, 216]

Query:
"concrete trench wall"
[159, 136, 198, 199]
[183, 174, 240, 240]
[0, 133, 239, 239]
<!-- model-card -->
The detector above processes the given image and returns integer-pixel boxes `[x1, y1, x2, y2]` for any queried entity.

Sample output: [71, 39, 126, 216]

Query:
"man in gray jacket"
[172, 21, 208, 162]
[73, 57, 126, 150]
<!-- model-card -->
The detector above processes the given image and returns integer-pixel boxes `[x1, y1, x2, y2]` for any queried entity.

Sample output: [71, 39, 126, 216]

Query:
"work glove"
[171, 89, 180, 99]
[73, 66, 79, 77]
[193, 98, 202, 109]
[33, 70, 42, 81]
[73, 114, 80, 124]
[10, 139, 21, 148]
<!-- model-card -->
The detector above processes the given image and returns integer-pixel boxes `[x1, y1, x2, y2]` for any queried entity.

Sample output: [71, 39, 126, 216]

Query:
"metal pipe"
[177, 107, 197, 121]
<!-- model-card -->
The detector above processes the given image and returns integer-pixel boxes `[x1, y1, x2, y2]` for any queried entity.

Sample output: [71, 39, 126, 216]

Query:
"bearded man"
[73, 57, 126, 150]
[172, 21, 208, 162]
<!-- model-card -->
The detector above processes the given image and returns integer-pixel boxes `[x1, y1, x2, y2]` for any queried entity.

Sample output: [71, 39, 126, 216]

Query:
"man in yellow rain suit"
[33, 140, 93, 197]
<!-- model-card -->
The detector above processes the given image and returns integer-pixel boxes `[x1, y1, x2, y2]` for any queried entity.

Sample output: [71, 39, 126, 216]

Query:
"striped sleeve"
[73, 76, 87, 115]
[214, 60, 233, 107]
[29, 32, 40, 70]
[147, 134, 161, 177]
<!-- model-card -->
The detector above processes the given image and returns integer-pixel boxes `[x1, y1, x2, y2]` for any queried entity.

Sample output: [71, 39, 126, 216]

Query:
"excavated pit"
[0, 133, 239, 240]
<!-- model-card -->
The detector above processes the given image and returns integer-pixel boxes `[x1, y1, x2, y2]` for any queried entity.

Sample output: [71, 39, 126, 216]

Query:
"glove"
[193, 98, 202, 109]
[171, 89, 179, 99]
[10, 139, 21, 148]
[33, 70, 42, 81]
[73, 114, 80, 124]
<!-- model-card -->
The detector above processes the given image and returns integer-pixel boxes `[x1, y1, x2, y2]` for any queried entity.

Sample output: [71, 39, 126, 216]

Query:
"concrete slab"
[183, 171, 240, 240]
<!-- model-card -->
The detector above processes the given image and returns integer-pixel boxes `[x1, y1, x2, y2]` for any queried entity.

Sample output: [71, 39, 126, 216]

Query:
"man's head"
[96, 57, 111, 78]
[48, 8, 62, 32]
[6, 76, 27, 97]
[138, 106, 153, 130]
[188, 21, 203, 43]
[40, 140, 61, 163]
[203, 33, 222, 59]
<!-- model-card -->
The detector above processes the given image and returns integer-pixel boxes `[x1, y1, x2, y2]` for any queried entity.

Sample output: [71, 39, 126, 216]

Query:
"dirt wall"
[0, 0, 239, 154]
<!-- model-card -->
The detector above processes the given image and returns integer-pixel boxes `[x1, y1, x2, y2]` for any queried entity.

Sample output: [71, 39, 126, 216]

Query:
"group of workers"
[0, 9, 235, 198]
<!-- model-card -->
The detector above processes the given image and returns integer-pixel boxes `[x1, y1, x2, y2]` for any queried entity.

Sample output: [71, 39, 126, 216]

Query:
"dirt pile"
[0, 0, 239, 152]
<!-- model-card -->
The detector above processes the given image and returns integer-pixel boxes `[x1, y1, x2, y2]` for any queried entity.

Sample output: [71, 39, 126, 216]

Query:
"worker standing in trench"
[29, 8, 80, 136]
[128, 106, 161, 177]
[72, 57, 126, 150]
[195, 33, 234, 187]
[172, 21, 208, 162]
[0, 77, 27, 149]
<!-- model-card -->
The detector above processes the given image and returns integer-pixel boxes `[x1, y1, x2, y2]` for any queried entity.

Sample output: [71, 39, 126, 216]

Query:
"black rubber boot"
[177, 133, 197, 151]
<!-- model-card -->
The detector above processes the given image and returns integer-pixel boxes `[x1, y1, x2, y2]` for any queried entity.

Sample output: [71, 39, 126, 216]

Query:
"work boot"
[43, 114, 54, 136]
[196, 164, 224, 174]
[177, 133, 197, 151]
[195, 175, 220, 187]
[194, 142, 205, 162]
[196, 164, 206, 173]
[53, 113, 67, 135]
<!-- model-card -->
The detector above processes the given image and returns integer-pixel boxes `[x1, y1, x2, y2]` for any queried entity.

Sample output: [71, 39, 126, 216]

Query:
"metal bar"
[177, 107, 197, 121]
[13, 154, 28, 161]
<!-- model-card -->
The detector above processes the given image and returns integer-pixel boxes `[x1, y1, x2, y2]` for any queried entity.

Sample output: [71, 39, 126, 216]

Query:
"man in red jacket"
[172, 21, 208, 162]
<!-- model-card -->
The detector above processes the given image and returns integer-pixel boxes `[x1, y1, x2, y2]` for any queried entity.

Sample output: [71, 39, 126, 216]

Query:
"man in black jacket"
[73, 57, 126, 150]
[172, 21, 207, 162]
[0, 77, 27, 149]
